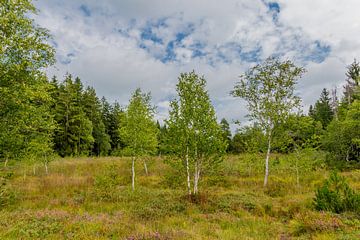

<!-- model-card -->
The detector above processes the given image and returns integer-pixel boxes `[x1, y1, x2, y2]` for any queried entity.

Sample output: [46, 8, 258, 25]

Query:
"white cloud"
[32, 0, 360, 132]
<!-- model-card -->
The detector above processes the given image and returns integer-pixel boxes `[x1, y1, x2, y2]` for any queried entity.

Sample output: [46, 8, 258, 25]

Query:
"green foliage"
[0, 171, 16, 207]
[290, 211, 344, 236]
[231, 124, 267, 153]
[342, 59, 360, 108]
[101, 99, 125, 154]
[323, 100, 360, 168]
[119, 88, 158, 157]
[309, 88, 334, 129]
[93, 164, 123, 201]
[231, 57, 305, 135]
[272, 114, 323, 153]
[314, 172, 360, 214]
[51, 75, 94, 156]
[0, 0, 55, 163]
[264, 177, 289, 197]
[83, 87, 111, 156]
[232, 57, 305, 185]
[128, 189, 187, 220]
[166, 71, 226, 195]
[12, 217, 63, 239]
[220, 118, 232, 152]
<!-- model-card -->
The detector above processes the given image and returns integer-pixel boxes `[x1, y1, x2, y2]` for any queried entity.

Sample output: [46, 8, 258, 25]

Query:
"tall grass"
[0, 153, 359, 239]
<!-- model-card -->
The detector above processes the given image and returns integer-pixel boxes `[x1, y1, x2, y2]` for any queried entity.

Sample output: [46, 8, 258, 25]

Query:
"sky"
[32, 0, 360, 131]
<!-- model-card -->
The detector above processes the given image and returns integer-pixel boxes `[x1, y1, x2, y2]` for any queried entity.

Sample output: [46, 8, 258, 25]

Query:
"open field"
[1, 154, 360, 239]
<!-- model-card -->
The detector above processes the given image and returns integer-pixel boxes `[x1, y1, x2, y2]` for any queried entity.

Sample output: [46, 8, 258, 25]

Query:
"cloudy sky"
[32, 0, 360, 130]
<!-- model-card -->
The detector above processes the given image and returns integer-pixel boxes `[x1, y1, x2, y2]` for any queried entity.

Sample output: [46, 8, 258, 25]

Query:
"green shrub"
[13, 217, 63, 238]
[0, 171, 16, 207]
[124, 188, 187, 220]
[290, 211, 344, 236]
[93, 164, 123, 201]
[264, 177, 289, 197]
[314, 171, 360, 214]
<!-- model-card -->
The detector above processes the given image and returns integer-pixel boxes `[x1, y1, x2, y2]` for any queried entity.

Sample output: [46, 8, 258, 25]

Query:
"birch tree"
[231, 57, 305, 186]
[0, 0, 55, 165]
[119, 88, 158, 191]
[166, 71, 226, 197]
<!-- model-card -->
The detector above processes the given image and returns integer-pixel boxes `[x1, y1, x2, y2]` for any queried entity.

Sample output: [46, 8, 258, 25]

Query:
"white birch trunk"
[295, 149, 300, 188]
[186, 147, 191, 196]
[45, 162, 48, 175]
[194, 162, 198, 195]
[193, 162, 201, 195]
[132, 157, 135, 191]
[264, 131, 272, 187]
[4, 157, 8, 168]
[143, 159, 148, 175]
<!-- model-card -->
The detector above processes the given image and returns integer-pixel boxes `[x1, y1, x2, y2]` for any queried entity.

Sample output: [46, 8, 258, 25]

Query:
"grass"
[0, 153, 359, 239]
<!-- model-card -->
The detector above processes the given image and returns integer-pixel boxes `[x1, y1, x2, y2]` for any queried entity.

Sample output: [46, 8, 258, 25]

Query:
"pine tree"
[343, 59, 360, 105]
[101, 98, 124, 154]
[220, 118, 232, 152]
[83, 87, 111, 156]
[310, 88, 334, 129]
[52, 74, 94, 156]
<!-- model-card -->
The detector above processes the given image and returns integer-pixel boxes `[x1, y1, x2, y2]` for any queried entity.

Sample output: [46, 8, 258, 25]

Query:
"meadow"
[1, 153, 359, 239]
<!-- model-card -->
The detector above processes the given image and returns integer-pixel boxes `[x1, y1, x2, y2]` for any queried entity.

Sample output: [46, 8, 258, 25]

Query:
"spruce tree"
[220, 118, 232, 152]
[83, 87, 111, 156]
[52, 74, 94, 156]
[310, 88, 334, 129]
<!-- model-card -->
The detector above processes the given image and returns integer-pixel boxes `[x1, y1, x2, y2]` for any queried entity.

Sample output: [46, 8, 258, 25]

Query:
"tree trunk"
[193, 162, 201, 195]
[186, 147, 191, 196]
[194, 162, 198, 195]
[45, 162, 48, 175]
[4, 157, 8, 168]
[295, 157, 299, 188]
[44, 153, 49, 175]
[143, 159, 148, 175]
[346, 148, 350, 162]
[33, 164, 36, 175]
[264, 131, 272, 187]
[132, 157, 135, 191]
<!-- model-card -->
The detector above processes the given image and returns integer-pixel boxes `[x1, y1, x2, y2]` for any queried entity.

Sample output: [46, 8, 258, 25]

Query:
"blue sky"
[33, 0, 360, 130]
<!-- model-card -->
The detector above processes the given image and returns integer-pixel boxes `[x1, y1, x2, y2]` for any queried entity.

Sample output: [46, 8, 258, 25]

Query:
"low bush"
[290, 211, 344, 236]
[93, 164, 124, 201]
[0, 171, 16, 207]
[314, 171, 360, 214]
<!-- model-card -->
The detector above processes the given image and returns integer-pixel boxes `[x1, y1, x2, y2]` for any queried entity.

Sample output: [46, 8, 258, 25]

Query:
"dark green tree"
[101, 98, 124, 154]
[220, 118, 232, 152]
[310, 88, 334, 129]
[52, 74, 94, 156]
[323, 100, 360, 167]
[231, 124, 266, 154]
[272, 114, 323, 153]
[83, 87, 111, 156]
[343, 59, 360, 105]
